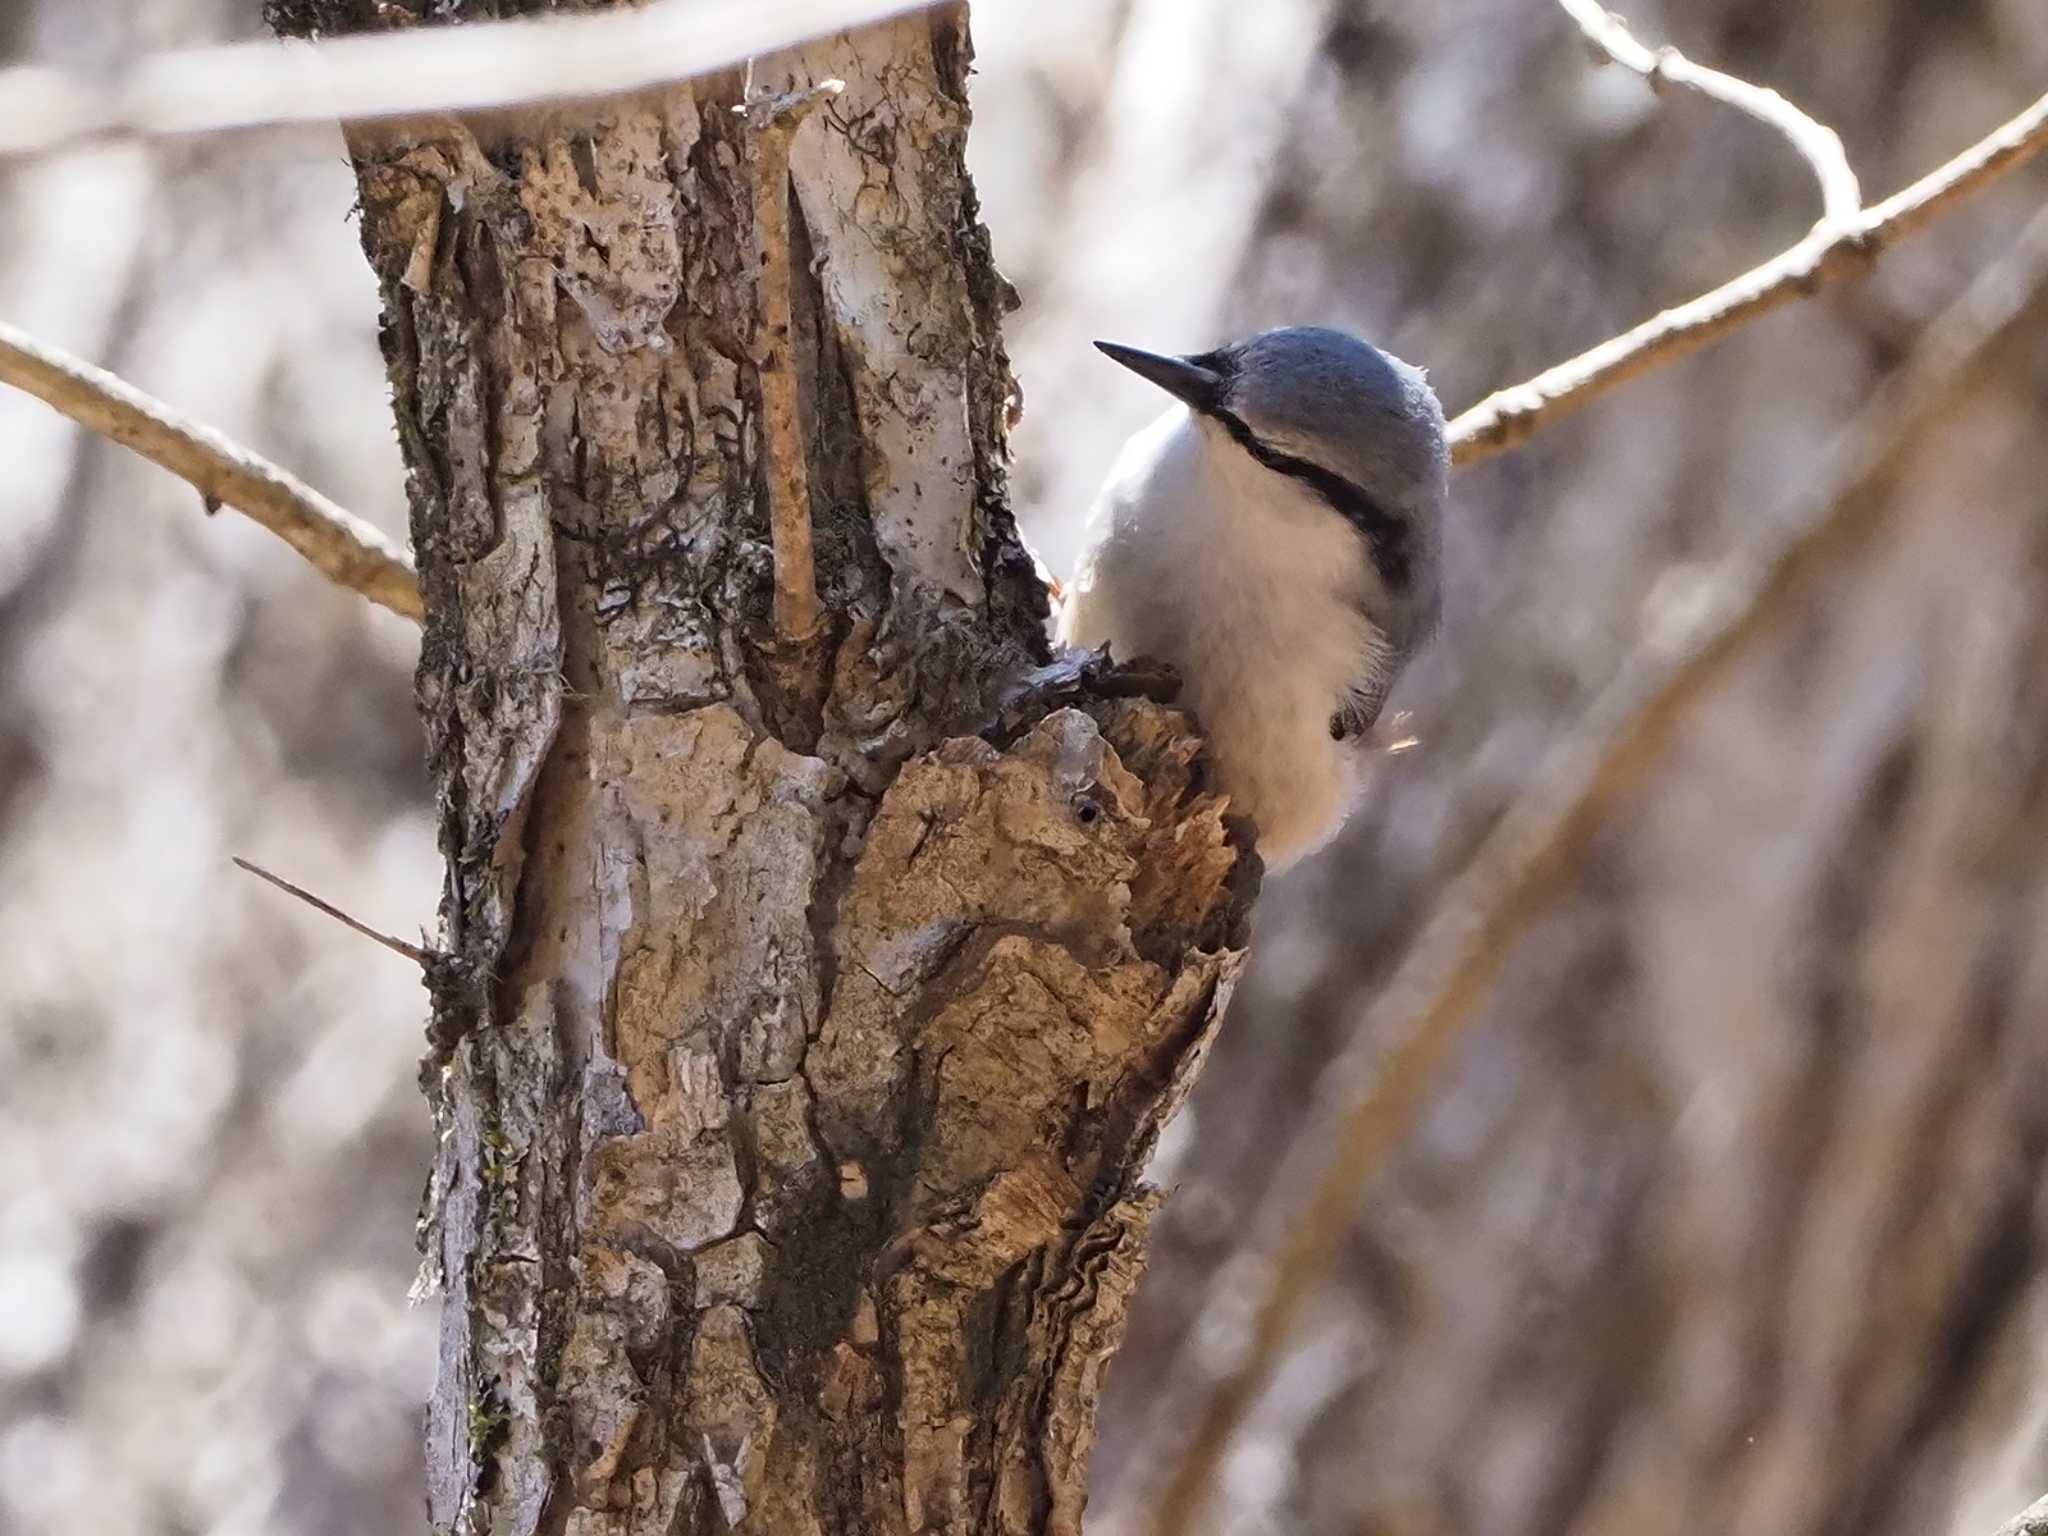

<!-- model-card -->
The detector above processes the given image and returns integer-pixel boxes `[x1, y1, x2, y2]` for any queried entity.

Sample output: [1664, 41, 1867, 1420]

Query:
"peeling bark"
[267, 4, 1256, 1532]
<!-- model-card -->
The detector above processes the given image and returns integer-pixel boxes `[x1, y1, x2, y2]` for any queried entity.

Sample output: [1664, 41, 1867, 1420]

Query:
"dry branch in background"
[5, 5, 2045, 1526]
[1140, 197, 2048, 1536]
[1555, 0, 1861, 225]
[1447, 83, 2048, 464]
[0, 318, 422, 620]
[0, 0, 930, 159]
[5, 8, 2044, 636]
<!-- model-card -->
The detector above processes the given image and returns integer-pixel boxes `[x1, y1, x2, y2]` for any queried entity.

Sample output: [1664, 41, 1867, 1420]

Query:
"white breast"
[1058, 406, 1382, 868]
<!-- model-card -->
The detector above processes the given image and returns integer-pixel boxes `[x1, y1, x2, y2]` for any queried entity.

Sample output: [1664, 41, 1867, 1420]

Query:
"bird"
[1055, 326, 1448, 870]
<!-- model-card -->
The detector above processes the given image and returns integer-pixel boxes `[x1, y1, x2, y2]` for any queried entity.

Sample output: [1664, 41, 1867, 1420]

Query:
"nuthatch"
[1057, 326, 1447, 868]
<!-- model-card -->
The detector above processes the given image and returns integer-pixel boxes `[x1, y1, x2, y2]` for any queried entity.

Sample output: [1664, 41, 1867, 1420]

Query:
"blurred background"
[3, 2, 2047, 1533]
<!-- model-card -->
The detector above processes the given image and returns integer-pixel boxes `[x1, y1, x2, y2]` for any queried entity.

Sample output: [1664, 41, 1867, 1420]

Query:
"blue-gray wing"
[1331, 632, 1396, 743]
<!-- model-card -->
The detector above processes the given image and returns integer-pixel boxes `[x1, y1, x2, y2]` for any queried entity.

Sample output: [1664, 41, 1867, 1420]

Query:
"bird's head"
[1094, 325, 1447, 647]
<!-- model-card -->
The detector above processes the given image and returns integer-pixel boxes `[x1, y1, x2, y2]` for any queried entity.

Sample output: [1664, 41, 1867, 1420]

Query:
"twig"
[0, 0, 930, 161]
[0, 321, 423, 622]
[742, 79, 842, 645]
[1141, 195, 2048, 1536]
[1556, 0, 1861, 227]
[233, 856, 433, 966]
[1449, 86, 2048, 467]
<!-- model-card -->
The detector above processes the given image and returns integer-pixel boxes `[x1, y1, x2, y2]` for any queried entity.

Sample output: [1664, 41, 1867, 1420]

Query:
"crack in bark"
[288, 8, 1255, 1534]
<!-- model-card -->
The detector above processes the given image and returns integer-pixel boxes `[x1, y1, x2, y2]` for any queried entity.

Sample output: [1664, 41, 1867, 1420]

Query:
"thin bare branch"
[744, 78, 843, 646]
[0, 0, 931, 162]
[233, 856, 432, 966]
[1556, 0, 1861, 226]
[1142, 195, 2048, 1536]
[0, 0, 2032, 530]
[0, 321, 423, 622]
[1450, 86, 2048, 467]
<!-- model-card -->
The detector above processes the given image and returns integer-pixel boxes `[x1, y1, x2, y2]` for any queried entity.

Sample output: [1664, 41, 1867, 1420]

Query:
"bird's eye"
[1329, 714, 1347, 741]
[1073, 795, 1103, 826]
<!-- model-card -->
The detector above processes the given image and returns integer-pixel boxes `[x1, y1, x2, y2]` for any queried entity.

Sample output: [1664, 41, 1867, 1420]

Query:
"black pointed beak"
[1093, 340, 1222, 410]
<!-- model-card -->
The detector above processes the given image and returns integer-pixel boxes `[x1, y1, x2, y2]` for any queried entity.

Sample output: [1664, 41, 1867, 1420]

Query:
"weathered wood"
[268, 4, 1256, 1532]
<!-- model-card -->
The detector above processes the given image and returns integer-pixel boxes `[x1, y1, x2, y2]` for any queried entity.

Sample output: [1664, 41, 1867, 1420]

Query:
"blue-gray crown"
[1094, 326, 1447, 646]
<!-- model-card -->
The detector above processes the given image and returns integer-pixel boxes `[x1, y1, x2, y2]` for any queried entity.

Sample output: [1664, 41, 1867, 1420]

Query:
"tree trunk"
[266, 5, 1255, 1532]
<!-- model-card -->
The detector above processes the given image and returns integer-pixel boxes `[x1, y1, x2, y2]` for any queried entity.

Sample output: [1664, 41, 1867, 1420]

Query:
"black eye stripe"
[1205, 404, 1414, 591]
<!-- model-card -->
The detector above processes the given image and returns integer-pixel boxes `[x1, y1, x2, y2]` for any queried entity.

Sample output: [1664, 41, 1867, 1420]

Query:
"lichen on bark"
[271, 4, 1258, 1532]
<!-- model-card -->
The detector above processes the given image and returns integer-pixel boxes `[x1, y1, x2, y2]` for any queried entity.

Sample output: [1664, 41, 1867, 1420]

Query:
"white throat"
[1057, 407, 1388, 867]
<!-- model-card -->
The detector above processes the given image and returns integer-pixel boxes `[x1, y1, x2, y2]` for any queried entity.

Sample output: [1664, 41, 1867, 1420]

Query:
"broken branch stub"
[744, 78, 842, 647]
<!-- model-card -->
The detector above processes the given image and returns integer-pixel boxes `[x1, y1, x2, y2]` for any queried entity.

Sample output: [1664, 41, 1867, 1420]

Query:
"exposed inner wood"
[279, 6, 1258, 1533]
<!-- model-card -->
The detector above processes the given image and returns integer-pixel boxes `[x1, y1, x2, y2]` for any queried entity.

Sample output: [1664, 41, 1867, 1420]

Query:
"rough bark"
[265, 4, 1255, 1533]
